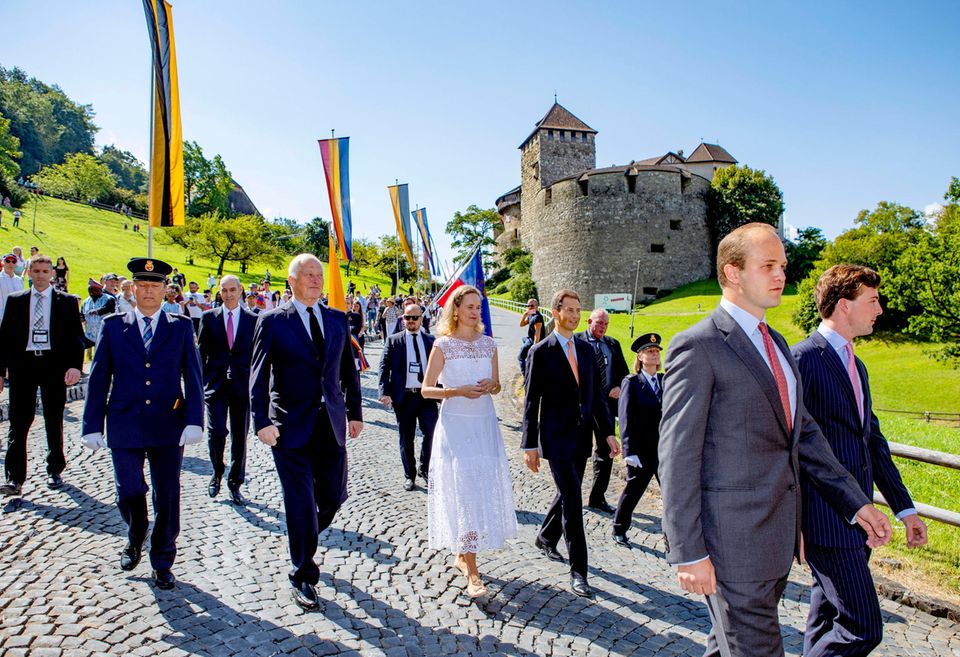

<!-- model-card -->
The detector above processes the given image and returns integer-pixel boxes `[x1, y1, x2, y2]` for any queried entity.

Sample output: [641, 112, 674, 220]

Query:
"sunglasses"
[403, 314, 422, 320]
[3, 259, 16, 264]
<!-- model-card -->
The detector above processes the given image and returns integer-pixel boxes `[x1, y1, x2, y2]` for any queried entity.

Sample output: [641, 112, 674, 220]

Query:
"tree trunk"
[216, 255, 227, 277]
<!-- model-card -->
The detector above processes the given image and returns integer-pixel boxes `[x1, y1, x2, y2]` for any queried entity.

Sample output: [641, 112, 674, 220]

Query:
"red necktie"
[845, 342, 863, 422]
[226, 310, 235, 350]
[758, 322, 792, 432]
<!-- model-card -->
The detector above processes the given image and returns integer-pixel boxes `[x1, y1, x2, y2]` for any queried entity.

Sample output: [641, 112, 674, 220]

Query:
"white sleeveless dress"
[428, 335, 518, 554]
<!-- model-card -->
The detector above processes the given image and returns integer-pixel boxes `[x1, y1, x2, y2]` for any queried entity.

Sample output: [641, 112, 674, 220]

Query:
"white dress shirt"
[26, 285, 52, 351]
[292, 298, 325, 340]
[404, 330, 427, 389]
[719, 297, 797, 422]
[134, 306, 163, 338]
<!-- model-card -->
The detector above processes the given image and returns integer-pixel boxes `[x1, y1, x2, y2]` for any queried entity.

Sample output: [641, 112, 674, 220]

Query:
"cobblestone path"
[1, 308, 957, 656]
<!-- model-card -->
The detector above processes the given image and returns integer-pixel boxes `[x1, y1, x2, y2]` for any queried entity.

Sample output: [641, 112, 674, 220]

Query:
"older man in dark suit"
[378, 302, 439, 491]
[250, 253, 363, 611]
[793, 264, 926, 657]
[197, 274, 257, 505]
[575, 308, 629, 513]
[81, 257, 204, 590]
[0, 254, 84, 496]
[522, 288, 618, 598]
[658, 223, 893, 657]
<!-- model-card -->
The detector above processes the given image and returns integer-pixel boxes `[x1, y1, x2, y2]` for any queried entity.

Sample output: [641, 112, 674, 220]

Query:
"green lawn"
[0, 196, 392, 296]
[564, 278, 960, 601]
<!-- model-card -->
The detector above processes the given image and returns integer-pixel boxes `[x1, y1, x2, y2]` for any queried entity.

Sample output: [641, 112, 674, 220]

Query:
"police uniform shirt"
[135, 306, 163, 339]
[404, 330, 426, 389]
[26, 285, 52, 351]
[642, 370, 660, 396]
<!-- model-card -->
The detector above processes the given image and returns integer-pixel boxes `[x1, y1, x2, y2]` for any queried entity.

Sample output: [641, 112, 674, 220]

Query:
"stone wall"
[521, 169, 713, 309]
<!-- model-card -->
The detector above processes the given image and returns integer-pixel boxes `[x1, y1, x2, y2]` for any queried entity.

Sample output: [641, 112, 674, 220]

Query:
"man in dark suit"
[658, 223, 893, 657]
[0, 254, 84, 496]
[250, 253, 363, 611]
[522, 288, 618, 598]
[378, 302, 439, 491]
[793, 264, 926, 657]
[81, 257, 204, 591]
[611, 332, 663, 547]
[197, 274, 257, 506]
[575, 308, 629, 513]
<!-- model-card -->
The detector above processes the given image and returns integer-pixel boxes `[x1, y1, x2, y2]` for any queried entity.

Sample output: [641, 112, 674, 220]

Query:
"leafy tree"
[793, 202, 924, 333]
[300, 217, 330, 260]
[345, 237, 376, 277]
[509, 274, 538, 303]
[784, 227, 826, 283]
[708, 165, 785, 248]
[446, 205, 497, 268]
[183, 140, 210, 206]
[0, 112, 21, 178]
[0, 66, 97, 175]
[374, 234, 414, 296]
[99, 145, 147, 193]
[162, 212, 285, 277]
[32, 152, 116, 200]
[884, 184, 960, 365]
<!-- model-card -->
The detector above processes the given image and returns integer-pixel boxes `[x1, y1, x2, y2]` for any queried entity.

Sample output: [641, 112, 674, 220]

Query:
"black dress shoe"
[208, 476, 221, 498]
[570, 573, 594, 598]
[291, 580, 319, 610]
[153, 569, 176, 590]
[0, 481, 22, 496]
[46, 473, 64, 490]
[588, 500, 615, 514]
[227, 486, 247, 506]
[612, 533, 632, 549]
[403, 478, 415, 491]
[534, 537, 565, 563]
[120, 542, 143, 571]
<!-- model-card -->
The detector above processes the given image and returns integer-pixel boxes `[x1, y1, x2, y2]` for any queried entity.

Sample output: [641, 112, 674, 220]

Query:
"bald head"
[587, 308, 609, 339]
[219, 274, 242, 309]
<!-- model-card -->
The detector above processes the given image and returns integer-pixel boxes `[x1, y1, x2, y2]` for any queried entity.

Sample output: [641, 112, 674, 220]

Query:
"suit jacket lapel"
[551, 334, 578, 390]
[122, 311, 147, 357]
[811, 330, 864, 432]
[285, 302, 318, 357]
[149, 312, 175, 353]
[713, 307, 791, 437]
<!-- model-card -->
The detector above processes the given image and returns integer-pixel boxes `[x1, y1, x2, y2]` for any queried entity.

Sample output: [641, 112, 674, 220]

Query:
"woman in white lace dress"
[421, 285, 517, 597]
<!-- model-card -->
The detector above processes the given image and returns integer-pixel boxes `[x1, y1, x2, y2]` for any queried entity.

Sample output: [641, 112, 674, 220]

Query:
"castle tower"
[519, 102, 596, 198]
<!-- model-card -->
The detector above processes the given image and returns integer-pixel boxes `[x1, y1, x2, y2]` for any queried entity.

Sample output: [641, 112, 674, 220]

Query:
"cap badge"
[145, 260, 154, 272]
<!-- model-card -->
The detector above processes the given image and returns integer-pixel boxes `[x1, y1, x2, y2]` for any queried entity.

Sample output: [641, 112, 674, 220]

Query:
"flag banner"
[435, 247, 493, 337]
[318, 137, 353, 261]
[326, 231, 346, 311]
[388, 183, 416, 269]
[412, 207, 439, 276]
[142, 0, 184, 228]
[351, 335, 370, 372]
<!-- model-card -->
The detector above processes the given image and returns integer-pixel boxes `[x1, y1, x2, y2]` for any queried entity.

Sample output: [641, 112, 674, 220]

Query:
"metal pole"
[148, 224, 153, 257]
[629, 258, 641, 338]
[32, 193, 38, 234]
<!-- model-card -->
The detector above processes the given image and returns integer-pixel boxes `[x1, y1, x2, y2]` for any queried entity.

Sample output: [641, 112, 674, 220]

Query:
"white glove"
[179, 425, 203, 446]
[81, 433, 107, 451]
[623, 455, 642, 469]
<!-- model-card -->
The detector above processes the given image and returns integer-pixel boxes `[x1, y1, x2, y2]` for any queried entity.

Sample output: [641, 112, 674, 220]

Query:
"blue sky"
[2, 1, 958, 266]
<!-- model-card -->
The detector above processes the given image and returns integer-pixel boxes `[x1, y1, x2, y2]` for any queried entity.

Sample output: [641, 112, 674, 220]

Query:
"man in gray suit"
[658, 222, 892, 657]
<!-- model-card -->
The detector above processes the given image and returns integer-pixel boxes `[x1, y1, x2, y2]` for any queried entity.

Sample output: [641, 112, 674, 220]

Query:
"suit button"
[789, 484, 797, 492]
[145, 381, 151, 386]
[145, 399, 151, 405]
[145, 363, 151, 368]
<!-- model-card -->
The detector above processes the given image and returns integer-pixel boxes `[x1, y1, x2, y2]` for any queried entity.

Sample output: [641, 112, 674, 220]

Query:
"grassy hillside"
[580, 279, 960, 602]
[0, 196, 393, 295]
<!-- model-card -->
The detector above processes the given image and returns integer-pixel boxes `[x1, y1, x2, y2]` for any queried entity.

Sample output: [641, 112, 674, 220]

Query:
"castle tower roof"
[520, 102, 597, 148]
[685, 143, 737, 164]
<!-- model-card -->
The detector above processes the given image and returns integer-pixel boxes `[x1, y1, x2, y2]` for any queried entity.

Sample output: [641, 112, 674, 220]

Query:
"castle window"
[578, 179, 589, 196]
[670, 220, 682, 230]
[681, 176, 690, 193]
[532, 162, 539, 180]
[626, 175, 637, 193]
[547, 130, 554, 140]
[560, 131, 566, 142]
[650, 243, 665, 253]
[643, 286, 658, 296]
[544, 188, 552, 206]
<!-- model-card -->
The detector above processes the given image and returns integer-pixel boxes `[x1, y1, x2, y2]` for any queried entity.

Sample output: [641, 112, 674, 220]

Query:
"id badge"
[32, 329, 50, 345]
[408, 362, 423, 375]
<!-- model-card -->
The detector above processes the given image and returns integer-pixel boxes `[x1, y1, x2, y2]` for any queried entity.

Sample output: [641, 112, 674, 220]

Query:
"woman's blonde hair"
[435, 285, 484, 337]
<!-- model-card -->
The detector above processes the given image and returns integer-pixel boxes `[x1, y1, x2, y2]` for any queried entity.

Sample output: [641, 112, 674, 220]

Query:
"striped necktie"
[142, 316, 153, 352]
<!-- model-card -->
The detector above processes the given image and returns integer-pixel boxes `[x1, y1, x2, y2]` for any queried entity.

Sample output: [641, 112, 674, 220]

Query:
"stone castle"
[495, 102, 737, 308]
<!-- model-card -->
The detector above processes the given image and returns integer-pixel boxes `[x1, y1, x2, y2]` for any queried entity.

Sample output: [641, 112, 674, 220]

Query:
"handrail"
[488, 297, 527, 313]
[876, 441, 960, 527]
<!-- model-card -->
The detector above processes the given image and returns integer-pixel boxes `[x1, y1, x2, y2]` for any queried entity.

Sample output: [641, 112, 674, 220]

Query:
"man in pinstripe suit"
[793, 264, 927, 657]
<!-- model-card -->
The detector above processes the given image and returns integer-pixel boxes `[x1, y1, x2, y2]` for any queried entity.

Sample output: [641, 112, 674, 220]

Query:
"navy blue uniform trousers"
[271, 415, 347, 586]
[804, 544, 883, 657]
[111, 446, 184, 570]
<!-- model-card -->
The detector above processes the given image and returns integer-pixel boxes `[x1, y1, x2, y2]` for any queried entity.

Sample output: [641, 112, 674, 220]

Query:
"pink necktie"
[566, 340, 579, 386]
[758, 322, 792, 432]
[226, 310, 235, 350]
[846, 342, 863, 422]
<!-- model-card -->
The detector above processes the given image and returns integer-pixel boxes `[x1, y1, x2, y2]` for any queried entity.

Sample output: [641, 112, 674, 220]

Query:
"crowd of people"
[0, 223, 933, 656]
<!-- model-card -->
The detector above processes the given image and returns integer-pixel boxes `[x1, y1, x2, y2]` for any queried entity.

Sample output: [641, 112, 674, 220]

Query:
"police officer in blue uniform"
[80, 257, 204, 590]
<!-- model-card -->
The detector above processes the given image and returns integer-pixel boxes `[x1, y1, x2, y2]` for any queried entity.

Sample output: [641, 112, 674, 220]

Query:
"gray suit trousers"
[704, 576, 789, 657]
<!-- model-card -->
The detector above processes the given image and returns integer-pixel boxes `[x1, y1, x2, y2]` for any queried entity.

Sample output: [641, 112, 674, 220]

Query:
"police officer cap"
[631, 332, 663, 352]
[127, 257, 172, 282]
